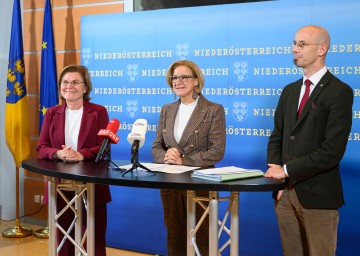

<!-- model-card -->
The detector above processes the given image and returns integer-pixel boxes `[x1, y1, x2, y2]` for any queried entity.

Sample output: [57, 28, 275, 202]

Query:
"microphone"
[127, 118, 147, 151]
[122, 118, 155, 176]
[95, 118, 120, 163]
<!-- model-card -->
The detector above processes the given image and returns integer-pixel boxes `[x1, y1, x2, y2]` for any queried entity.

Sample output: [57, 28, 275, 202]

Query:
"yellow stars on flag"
[42, 41, 47, 49]
[40, 105, 48, 116]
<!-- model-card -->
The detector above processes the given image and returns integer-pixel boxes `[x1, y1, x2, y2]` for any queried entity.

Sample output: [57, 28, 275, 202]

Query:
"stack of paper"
[191, 166, 264, 182]
[118, 163, 199, 174]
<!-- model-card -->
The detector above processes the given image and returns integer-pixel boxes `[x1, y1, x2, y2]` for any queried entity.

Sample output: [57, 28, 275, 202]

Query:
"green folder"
[191, 169, 264, 182]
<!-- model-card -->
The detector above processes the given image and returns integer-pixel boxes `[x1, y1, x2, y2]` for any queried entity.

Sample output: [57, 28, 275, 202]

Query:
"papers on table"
[116, 164, 264, 179]
[118, 163, 200, 174]
[191, 166, 264, 182]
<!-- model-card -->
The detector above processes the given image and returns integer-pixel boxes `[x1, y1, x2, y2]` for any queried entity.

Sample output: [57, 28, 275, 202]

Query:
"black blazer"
[267, 71, 353, 209]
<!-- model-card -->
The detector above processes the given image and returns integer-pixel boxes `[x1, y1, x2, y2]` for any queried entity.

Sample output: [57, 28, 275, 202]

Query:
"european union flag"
[5, 0, 30, 168]
[39, 0, 58, 132]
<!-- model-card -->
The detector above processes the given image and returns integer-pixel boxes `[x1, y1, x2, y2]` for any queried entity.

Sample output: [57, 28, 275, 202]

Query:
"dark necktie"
[297, 79, 312, 119]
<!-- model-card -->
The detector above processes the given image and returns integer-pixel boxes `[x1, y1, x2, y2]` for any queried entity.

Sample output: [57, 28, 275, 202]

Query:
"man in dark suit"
[265, 25, 353, 256]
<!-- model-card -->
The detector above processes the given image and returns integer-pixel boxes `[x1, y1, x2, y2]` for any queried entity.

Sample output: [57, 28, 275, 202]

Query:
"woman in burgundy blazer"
[37, 65, 111, 256]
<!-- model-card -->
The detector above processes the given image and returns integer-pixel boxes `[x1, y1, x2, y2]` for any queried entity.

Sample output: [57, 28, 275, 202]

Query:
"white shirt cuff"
[283, 164, 289, 177]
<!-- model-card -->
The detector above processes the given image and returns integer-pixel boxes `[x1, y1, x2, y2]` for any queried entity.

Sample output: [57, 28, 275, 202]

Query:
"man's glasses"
[170, 75, 196, 82]
[61, 80, 85, 86]
[291, 41, 322, 50]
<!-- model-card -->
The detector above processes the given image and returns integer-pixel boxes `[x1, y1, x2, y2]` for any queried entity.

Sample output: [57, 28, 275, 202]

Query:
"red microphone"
[97, 119, 120, 144]
[95, 118, 120, 162]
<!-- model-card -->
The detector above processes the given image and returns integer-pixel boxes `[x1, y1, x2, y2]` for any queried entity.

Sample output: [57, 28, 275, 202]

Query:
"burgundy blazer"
[37, 101, 111, 204]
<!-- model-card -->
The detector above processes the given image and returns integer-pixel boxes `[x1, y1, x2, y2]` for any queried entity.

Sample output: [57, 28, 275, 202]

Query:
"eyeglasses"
[61, 80, 85, 86]
[170, 75, 196, 82]
[291, 41, 322, 50]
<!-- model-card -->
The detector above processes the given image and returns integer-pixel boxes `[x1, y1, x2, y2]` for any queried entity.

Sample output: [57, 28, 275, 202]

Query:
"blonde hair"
[165, 60, 204, 95]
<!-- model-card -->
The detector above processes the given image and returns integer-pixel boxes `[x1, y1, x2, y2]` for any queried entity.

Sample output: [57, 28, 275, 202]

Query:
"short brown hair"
[58, 64, 92, 101]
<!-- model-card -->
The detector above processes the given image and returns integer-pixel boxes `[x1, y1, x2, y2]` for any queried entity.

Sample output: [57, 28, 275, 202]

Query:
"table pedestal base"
[187, 191, 239, 256]
[48, 178, 94, 256]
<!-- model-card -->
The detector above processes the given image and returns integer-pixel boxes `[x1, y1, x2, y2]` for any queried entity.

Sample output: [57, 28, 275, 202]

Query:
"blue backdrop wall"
[81, 0, 360, 255]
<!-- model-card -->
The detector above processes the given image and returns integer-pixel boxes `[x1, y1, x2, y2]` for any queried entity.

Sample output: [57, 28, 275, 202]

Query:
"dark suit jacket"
[267, 71, 353, 209]
[152, 94, 226, 167]
[37, 101, 111, 204]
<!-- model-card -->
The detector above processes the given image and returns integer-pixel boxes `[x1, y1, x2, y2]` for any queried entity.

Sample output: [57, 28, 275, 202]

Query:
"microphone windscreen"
[127, 119, 147, 148]
[107, 118, 120, 132]
[132, 118, 147, 135]
[97, 118, 120, 144]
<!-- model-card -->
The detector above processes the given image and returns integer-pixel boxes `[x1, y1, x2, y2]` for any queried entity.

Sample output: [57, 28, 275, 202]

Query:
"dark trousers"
[57, 191, 107, 256]
[161, 189, 209, 256]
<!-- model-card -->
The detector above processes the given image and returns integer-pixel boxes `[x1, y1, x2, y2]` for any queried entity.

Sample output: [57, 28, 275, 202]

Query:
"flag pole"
[2, 0, 33, 238]
[33, 0, 58, 239]
[2, 0, 32, 238]
[2, 167, 33, 238]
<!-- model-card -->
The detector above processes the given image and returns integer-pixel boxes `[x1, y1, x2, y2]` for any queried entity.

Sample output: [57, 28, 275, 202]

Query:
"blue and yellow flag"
[39, 0, 58, 132]
[6, 0, 31, 168]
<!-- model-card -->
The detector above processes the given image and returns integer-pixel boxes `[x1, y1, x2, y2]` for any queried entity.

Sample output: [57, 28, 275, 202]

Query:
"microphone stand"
[122, 140, 155, 176]
[95, 147, 125, 173]
[95, 139, 109, 163]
